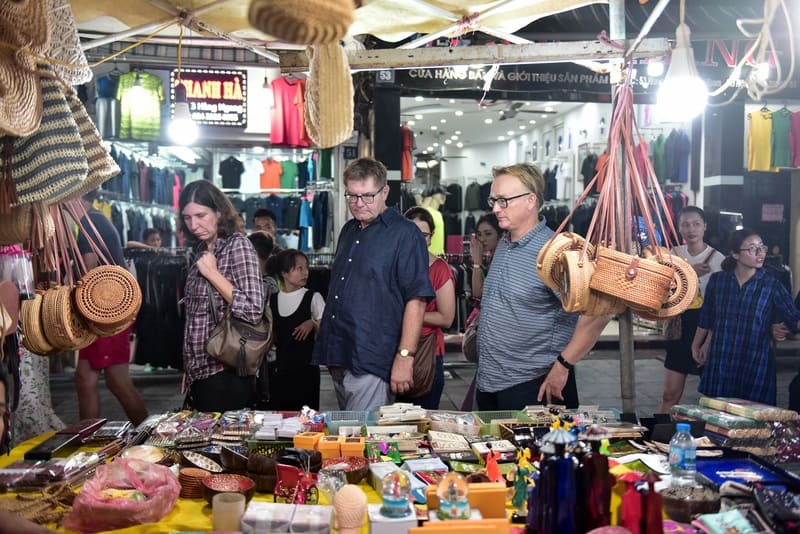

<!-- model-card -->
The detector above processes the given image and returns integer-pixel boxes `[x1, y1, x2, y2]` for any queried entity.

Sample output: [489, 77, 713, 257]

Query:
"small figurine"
[436, 472, 470, 520]
[333, 484, 367, 534]
[485, 443, 502, 483]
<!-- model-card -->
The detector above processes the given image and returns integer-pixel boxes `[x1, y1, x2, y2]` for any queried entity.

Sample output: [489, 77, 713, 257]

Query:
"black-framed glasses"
[487, 192, 531, 209]
[344, 186, 385, 205]
[420, 232, 432, 238]
[739, 244, 768, 255]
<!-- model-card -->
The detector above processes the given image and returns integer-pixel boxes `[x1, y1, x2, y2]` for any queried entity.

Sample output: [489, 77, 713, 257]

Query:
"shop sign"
[170, 68, 247, 127]
[380, 39, 798, 101]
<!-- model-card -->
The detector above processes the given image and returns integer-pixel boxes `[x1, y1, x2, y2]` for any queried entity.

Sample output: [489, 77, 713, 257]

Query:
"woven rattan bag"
[629, 253, 698, 319]
[589, 246, 675, 311]
[304, 42, 354, 148]
[0, 204, 32, 245]
[75, 265, 141, 337]
[537, 232, 590, 293]
[46, 0, 92, 85]
[248, 0, 354, 45]
[559, 250, 626, 315]
[40, 285, 96, 351]
[20, 291, 55, 355]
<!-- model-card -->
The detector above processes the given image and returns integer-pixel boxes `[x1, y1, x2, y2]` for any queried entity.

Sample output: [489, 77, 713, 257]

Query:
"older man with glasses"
[476, 163, 611, 410]
[312, 158, 434, 411]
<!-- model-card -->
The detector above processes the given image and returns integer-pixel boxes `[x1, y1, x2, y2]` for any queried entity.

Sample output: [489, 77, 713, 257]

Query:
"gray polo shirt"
[477, 217, 579, 393]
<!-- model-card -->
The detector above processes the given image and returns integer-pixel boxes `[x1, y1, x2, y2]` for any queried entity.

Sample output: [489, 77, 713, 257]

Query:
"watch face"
[400, 349, 410, 357]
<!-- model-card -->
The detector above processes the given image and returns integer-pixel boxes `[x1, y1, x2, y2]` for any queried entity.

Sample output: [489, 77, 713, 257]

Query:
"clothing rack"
[97, 189, 177, 212]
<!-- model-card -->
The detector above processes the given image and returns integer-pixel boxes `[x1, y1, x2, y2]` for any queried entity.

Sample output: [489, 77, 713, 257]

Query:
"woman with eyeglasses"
[691, 228, 800, 405]
[398, 207, 456, 409]
[659, 207, 724, 413]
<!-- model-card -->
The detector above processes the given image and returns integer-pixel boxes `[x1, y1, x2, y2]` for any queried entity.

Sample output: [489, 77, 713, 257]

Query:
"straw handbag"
[75, 265, 141, 337]
[20, 291, 55, 355]
[590, 246, 675, 311]
[40, 285, 97, 351]
[629, 253, 698, 319]
[559, 250, 626, 315]
[536, 232, 589, 293]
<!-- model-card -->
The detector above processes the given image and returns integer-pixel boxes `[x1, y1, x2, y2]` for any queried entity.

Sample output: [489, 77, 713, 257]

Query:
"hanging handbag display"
[205, 283, 273, 377]
[406, 332, 437, 398]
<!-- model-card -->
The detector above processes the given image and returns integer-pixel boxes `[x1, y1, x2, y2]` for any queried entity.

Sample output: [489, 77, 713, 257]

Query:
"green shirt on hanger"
[771, 108, 792, 168]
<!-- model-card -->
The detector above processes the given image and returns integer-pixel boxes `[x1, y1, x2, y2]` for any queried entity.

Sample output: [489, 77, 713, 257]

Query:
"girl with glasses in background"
[691, 228, 800, 405]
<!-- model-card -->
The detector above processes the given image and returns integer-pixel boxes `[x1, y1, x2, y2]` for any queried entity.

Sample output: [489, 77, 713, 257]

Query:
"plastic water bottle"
[668, 423, 697, 487]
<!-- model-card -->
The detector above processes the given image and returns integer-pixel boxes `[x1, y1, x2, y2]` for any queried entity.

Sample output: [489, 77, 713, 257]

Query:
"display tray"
[696, 450, 800, 490]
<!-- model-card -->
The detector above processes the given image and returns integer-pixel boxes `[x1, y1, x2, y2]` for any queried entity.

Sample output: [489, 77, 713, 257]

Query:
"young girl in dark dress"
[267, 249, 325, 410]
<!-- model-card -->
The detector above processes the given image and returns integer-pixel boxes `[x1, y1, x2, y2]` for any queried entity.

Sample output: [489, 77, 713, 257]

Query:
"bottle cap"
[676, 423, 690, 432]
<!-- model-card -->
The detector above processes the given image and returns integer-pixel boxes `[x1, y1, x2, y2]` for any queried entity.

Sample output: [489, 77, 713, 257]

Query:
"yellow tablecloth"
[0, 433, 383, 533]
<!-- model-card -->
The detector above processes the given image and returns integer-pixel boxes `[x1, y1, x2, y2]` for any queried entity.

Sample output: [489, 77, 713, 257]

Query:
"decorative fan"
[499, 102, 558, 121]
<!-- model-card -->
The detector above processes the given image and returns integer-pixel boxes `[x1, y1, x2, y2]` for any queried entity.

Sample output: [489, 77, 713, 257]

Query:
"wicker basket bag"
[559, 250, 626, 315]
[74, 265, 141, 336]
[40, 285, 96, 351]
[589, 247, 675, 311]
[20, 291, 55, 355]
[537, 232, 590, 293]
[630, 253, 698, 319]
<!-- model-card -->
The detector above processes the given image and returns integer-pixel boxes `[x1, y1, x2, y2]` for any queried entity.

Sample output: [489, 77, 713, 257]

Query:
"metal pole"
[609, 0, 637, 416]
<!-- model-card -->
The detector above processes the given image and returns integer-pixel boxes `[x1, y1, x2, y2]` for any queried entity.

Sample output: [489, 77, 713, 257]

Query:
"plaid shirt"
[183, 233, 264, 388]
[698, 269, 800, 405]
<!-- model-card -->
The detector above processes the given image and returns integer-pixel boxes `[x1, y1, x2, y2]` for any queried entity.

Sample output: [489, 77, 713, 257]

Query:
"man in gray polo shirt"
[476, 163, 611, 410]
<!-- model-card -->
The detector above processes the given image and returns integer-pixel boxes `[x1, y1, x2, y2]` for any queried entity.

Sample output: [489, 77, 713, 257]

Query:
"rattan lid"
[630, 255, 699, 319]
[74, 266, 141, 327]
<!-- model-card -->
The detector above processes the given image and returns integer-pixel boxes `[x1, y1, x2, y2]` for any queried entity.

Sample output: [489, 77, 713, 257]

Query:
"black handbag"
[205, 283, 273, 377]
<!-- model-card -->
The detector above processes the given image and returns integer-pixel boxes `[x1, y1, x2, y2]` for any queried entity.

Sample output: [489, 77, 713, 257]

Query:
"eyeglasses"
[739, 244, 768, 255]
[420, 232, 432, 238]
[344, 186, 384, 205]
[487, 192, 531, 209]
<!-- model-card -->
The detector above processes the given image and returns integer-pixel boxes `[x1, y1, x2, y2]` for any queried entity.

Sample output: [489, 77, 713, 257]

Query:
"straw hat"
[6, 67, 89, 205]
[0, 0, 50, 137]
[304, 43, 354, 148]
[46, 0, 92, 86]
[248, 0, 354, 45]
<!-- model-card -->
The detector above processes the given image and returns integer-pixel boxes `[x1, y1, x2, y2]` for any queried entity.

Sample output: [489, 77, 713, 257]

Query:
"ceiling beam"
[279, 38, 669, 73]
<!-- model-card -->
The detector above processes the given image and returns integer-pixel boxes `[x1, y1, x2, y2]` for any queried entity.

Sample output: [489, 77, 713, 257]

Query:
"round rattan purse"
[41, 285, 96, 351]
[74, 265, 142, 336]
[559, 250, 626, 315]
[630, 254, 698, 319]
[589, 246, 676, 311]
[20, 291, 55, 355]
[537, 232, 590, 293]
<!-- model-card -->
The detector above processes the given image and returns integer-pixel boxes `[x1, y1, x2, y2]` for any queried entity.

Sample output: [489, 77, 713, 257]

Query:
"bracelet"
[556, 354, 575, 371]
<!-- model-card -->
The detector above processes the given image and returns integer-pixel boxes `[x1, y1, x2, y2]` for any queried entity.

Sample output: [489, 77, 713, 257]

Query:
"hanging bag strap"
[206, 281, 220, 326]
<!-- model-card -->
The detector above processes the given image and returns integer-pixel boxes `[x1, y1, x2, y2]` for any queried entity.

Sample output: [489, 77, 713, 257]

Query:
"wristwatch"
[397, 348, 415, 359]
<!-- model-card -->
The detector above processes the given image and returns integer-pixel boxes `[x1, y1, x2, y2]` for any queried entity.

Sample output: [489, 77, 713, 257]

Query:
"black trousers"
[476, 368, 579, 410]
[188, 369, 255, 412]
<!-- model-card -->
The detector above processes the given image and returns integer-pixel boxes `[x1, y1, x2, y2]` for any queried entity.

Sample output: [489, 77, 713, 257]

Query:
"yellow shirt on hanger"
[748, 110, 778, 172]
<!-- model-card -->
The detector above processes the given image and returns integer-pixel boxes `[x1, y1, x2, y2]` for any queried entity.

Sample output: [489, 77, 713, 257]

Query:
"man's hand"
[537, 361, 569, 405]
[293, 320, 315, 340]
[390, 355, 414, 394]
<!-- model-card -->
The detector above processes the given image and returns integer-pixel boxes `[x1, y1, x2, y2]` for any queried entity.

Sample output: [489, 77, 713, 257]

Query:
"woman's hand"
[470, 234, 484, 265]
[196, 251, 218, 278]
[692, 262, 711, 277]
[292, 319, 316, 340]
[692, 336, 711, 366]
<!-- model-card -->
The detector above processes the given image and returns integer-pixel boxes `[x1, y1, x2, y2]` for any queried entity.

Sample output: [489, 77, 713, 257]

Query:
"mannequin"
[420, 187, 446, 255]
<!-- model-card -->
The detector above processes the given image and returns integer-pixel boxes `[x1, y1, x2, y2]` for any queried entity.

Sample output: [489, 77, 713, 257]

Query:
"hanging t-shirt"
[270, 77, 309, 147]
[318, 149, 332, 179]
[423, 205, 445, 256]
[117, 71, 164, 141]
[651, 133, 667, 182]
[219, 156, 244, 190]
[791, 112, 800, 168]
[676, 130, 691, 183]
[581, 153, 598, 195]
[464, 182, 482, 211]
[771, 108, 792, 168]
[748, 110, 775, 172]
[240, 159, 263, 194]
[281, 160, 299, 189]
[260, 159, 283, 190]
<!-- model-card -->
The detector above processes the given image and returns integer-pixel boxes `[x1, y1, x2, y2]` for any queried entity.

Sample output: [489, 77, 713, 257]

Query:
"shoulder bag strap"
[206, 281, 219, 325]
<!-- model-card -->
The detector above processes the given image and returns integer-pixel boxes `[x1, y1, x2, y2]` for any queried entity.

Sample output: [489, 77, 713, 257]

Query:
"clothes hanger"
[760, 101, 771, 112]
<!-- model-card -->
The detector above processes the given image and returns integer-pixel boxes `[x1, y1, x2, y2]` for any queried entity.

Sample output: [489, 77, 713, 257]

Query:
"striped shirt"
[183, 233, 264, 388]
[477, 218, 579, 393]
[698, 269, 800, 405]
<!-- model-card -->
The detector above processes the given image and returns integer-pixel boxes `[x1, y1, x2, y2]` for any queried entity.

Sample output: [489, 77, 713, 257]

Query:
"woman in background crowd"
[469, 213, 501, 302]
[659, 207, 724, 413]
[398, 207, 455, 409]
[180, 180, 263, 411]
[692, 229, 800, 405]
